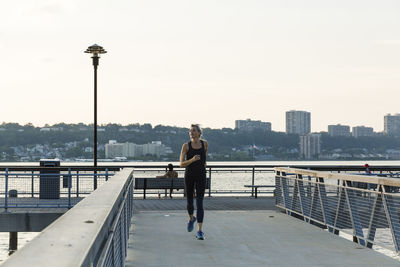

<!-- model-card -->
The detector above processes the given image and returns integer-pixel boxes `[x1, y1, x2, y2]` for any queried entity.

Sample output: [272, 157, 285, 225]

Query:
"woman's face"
[189, 127, 201, 139]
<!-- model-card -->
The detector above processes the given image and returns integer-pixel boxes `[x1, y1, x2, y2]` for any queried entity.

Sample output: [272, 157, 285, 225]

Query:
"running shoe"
[187, 217, 196, 232]
[196, 230, 204, 240]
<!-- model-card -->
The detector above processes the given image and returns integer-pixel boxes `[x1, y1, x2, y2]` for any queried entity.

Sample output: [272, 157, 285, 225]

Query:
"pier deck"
[127, 197, 399, 267]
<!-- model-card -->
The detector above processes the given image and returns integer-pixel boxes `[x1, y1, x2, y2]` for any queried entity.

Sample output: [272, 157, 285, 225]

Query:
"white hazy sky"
[0, 0, 399, 132]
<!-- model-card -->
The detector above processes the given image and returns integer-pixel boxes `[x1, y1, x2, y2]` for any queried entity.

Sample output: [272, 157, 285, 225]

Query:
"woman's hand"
[191, 155, 200, 162]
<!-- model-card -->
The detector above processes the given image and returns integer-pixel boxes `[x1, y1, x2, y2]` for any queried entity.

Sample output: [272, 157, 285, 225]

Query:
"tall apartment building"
[384, 114, 400, 136]
[299, 133, 321, 159]
[235, 119, 271, 132]
[352, 126, 374, 138]
[286, 110, 311, 135]
[328, 124, 350, 137]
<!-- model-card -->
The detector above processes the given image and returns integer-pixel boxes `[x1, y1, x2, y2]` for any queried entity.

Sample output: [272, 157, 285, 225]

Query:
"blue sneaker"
[196, 230, 204, 240]
[187, 217, 196, 232]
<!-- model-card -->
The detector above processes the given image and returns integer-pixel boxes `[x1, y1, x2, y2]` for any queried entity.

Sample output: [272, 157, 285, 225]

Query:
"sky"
[0, 0, 399, 132]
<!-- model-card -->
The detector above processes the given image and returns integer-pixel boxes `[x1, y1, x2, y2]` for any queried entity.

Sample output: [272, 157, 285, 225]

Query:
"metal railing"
[3, 168, 134, 267]
[275, 167, 400, 253]
[132, 164, 400, 197]
[133, 165, 275, 197]
[3, 164, 400, 198]
[97, 174, 134, 267]
[0, 167, 116, 209]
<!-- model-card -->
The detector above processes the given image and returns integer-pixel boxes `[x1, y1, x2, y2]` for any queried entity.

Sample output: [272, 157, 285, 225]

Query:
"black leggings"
[185, 175, 206, 223]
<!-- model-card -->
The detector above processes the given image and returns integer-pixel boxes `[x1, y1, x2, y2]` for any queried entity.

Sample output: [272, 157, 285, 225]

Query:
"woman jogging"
[180, 124, 208, 240]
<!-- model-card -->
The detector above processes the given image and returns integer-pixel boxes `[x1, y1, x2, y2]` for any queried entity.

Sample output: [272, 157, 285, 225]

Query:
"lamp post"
[85, 44, 106, 190]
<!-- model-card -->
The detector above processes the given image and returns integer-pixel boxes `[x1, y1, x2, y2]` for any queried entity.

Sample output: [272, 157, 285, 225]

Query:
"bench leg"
[144, 180, 147, 199]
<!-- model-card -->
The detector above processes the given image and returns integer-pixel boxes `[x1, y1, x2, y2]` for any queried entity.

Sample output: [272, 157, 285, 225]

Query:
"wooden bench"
[135, 177, 210, 199]
[244, 185, 275, 198]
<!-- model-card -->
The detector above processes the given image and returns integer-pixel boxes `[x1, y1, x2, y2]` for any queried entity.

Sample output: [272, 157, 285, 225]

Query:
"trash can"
[39, 159, 60, 199]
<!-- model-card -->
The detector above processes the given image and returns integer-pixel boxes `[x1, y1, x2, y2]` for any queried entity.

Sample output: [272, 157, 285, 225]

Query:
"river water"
[0, 160, 399, 263]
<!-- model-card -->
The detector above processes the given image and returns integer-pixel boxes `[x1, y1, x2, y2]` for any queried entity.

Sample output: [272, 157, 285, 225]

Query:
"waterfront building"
[328, 124, 350, 137]
[235, 119, 271, 132]
[352, 126, 374, 138]
[384, 113, 400, 136]
[105, 142, 124, 158]
[142, 141, 166, 157]
[299, 133, 321, 159]
[286, 110, 311, 135]
[105, 140, 170, 158]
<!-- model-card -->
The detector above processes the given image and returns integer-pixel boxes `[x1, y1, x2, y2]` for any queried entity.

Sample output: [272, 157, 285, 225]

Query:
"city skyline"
[0, 112, 394, 134]
[1, 1, 399, 132]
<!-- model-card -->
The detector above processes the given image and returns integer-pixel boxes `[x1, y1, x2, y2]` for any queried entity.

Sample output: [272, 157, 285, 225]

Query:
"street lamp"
[85, 44, 106, 189]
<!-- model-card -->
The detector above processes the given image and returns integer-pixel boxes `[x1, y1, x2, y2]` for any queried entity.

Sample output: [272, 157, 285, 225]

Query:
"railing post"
[344, 181, 366, 246]
[31, 170, 34, 198]
[5, 168, 9, 212]
[120, 219, 124, 266]
[208, 167, 212, 197]
[297, 174, 310, 220]
[112, 235, 116, 266]
[280, 172, 290, 213]
[68, 168, 72, 209]
[382, 185, 400, 252]
[251, 167, 255, 197]
[366, 186, 383, 248]
[94, 169, 97, 190]
[76, 171, 79, 198]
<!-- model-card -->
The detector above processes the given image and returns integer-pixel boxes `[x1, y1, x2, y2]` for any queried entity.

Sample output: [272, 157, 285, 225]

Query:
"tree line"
[1, 123, 400, 156]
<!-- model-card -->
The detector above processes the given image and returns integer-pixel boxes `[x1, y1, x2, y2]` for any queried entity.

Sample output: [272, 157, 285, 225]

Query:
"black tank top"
[185, 140, 206, 176]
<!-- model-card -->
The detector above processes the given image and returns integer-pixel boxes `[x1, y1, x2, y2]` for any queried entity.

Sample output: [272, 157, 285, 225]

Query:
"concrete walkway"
[125, 210, 399, 267]
[133, 196, 276, 211]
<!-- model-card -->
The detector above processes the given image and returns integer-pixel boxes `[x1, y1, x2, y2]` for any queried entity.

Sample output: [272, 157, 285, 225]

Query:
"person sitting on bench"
[156, 163, 178, 198]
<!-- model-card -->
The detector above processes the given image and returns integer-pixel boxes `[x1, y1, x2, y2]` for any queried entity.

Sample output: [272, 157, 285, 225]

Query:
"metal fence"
[275, 167, 400, 253]
[132, 165, 400, 198]
[133, 165, 277, 197]
[2, 168, 134, 267]
[97, 174, 134, 267]
[2, 164, 400, 199]
[0, 168, 116, 209]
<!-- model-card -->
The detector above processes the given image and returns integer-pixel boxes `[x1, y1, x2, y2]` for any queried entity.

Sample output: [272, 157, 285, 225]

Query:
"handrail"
[274, 167, 400, 253]
[0, 166, 121, 171]
[2, 168, 134, 267]
[0, 168, 115, 210]
[275, 167, 400, 187]
[2, 164, 400, 172]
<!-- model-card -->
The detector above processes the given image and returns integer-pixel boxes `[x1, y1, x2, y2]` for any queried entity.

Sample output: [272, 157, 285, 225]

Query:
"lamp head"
[85, 44, 107, 57]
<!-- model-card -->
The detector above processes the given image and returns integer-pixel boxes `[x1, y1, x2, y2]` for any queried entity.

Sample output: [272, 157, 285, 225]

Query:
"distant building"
[328, 124, 350, 137]
[105, 140, 170, 158]
[352, 126, 374, 138]
[84, 147, 93, 153]
[384, 114, 400, 136]
[286, 110, 311, 135]
[105, 142, 124, 158]
[299, 133, 321, 159]
[235, 119, 271, 132]
[143, 141, 166, 157]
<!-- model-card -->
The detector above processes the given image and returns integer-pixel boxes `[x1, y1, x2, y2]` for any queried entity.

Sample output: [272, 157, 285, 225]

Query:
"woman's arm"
[180, 143, 200, 168]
